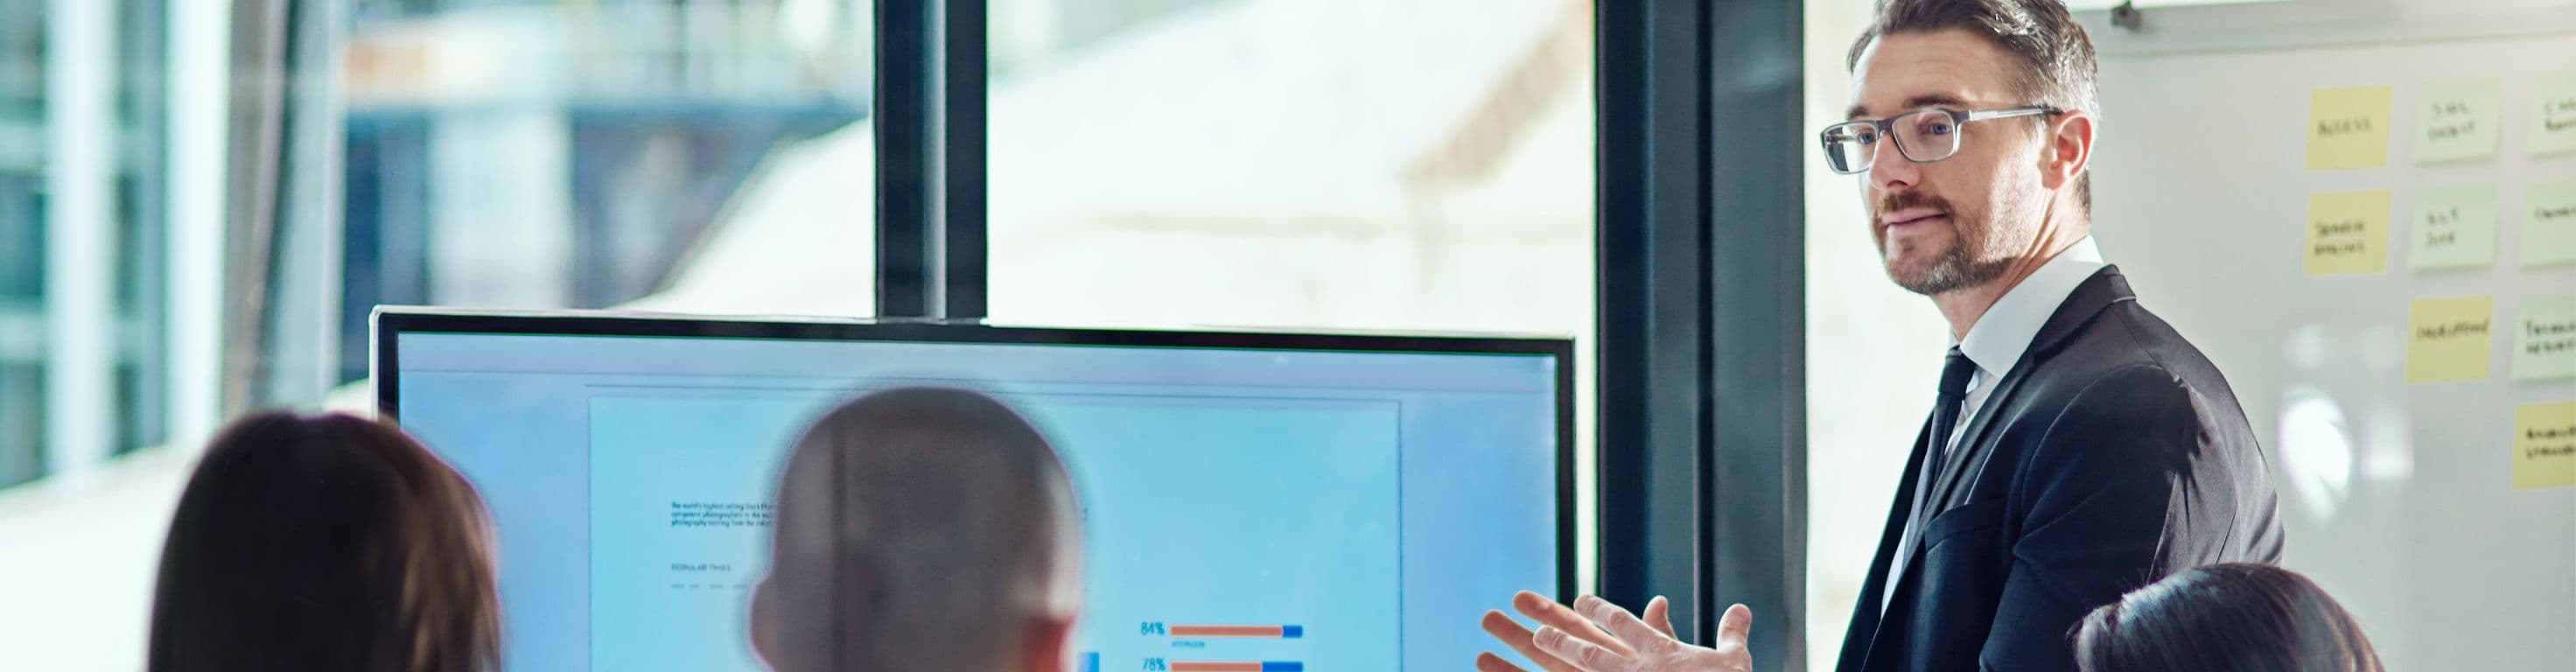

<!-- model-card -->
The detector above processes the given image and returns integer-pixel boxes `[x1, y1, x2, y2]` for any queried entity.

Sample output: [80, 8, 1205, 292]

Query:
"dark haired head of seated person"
[2076, 563, 2384, 672]
[751, 387, 1082, 672]
[149, 411, 501, 672]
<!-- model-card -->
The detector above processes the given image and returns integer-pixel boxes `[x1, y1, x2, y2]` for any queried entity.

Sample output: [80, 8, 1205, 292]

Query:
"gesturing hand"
[1478, 591, 1674, 672]
[1476, 591, 1753, 672]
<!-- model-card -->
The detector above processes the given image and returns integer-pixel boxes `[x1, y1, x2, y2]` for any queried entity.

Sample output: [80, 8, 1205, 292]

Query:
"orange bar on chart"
[1169, 625, 1303, 638]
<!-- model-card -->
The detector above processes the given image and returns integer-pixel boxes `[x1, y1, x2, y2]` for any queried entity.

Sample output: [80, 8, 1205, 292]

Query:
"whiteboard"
[2081, 13, 2576, 670]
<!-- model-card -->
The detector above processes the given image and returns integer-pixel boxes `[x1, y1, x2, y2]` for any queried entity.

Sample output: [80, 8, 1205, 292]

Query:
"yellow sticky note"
[2307, 86, 2391, 170]
[2524, 178, 2576, 269]
[2406, 296, 2493, 384]
[2409, 184, 2498, 270]
[2306, 191, 2390, 276]
[2530, 70, 2576, 157]
[2516, 295, 2576, 382]
[2513, 401, 2576, 490]
[2417, 78, 2502, 163]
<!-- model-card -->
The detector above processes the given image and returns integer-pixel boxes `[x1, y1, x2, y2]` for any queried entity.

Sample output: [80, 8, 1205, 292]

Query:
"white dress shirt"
[1882, 236, 2108, 611]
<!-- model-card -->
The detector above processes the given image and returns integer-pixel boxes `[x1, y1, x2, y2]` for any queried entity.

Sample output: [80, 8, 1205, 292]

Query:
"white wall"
[2082, 8, 2576, 668]
[1801, 2, 1954, 669]
[1802, 3, 2576, 670]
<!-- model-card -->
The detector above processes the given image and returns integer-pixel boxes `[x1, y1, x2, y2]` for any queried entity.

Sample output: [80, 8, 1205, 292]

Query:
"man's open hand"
[1476, 592, 1753, 672]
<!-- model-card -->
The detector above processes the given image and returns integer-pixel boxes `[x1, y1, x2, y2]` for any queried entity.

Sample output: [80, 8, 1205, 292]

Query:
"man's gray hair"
[1849, 0, 2101, 212]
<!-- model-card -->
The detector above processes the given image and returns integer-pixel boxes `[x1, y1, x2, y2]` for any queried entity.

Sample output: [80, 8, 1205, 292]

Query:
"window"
[0, 1, 877, 667]
[0, 0, 172, 487]
[985, 0, 1594, 335]
[984, 0, 1600, 584]
[0, 0, 1606, 666]
[269, 0, 878, 398]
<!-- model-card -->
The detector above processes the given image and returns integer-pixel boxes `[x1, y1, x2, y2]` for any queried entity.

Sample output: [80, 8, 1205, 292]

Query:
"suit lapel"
[1924, 266, 2137, 510]
[1922, 365, 2035, 508]
[1840, 267, 2142, 671]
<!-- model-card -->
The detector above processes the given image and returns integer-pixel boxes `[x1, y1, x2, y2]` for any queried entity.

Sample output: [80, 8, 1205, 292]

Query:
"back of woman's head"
[148, 411, 500, 672]
[2076, 563, 2383, 672]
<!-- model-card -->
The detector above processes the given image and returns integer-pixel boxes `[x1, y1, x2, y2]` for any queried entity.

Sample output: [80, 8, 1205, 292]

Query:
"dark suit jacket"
[1834, 266, 2285, 672]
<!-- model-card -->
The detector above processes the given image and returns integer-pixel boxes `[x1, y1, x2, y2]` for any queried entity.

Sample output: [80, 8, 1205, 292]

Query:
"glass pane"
[284, 0, 879, 397]
[984, 0, 1600, 634]
[0, 0, 170, 483]
[987, 0, 1594, 336]
[0, 1, 878, 668]
[0, 0, 175, 666]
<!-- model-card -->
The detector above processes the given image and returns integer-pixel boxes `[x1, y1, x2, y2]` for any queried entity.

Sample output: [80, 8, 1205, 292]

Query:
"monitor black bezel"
[373, 306, 1578, 604]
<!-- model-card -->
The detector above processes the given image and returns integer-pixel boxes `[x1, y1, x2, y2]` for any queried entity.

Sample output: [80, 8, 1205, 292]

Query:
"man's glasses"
[1819, 107, 2061, 174]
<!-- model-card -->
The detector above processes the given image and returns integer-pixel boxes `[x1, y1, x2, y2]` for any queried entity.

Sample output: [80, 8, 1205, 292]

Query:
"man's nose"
[1866, 137, 1919, 191]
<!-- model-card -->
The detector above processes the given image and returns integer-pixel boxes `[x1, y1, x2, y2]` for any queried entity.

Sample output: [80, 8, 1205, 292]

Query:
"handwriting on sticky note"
[2306, 191, 2390, 276]
[2307, 86, 2391, 170]
[2410, 184, 2498, 270]
[2525, 178, 2576, 269]
[2516, 295, 2576, 382]
[2418, 78, 2502, 163]
[2532, 70, 2576, 157]
[2514, 401, 2576, 490]
[2406, 296, 2492, 384]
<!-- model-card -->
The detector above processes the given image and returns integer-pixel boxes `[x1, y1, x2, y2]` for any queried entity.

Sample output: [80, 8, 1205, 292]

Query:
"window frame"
[233, 0, 1815, 665]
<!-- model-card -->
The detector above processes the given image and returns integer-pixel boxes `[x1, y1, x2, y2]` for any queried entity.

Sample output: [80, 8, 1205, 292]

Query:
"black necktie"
[1886, 348, 1984, 606]
[1909, 348, 1978, 532]
[1928, 347, 1978, 466]
[1886, 347, 1982, 607]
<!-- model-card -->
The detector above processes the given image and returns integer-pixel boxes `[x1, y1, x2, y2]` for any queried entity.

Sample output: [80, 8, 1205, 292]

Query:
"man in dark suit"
[1476, 0, 2285, 670]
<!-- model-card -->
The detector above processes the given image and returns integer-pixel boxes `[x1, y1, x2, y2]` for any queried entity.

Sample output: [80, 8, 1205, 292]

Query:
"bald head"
[751, 387, 1082, 672]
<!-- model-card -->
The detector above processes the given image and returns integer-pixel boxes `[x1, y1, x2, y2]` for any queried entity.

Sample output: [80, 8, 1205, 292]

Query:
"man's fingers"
[1717, 603, 1755, 647]
[1476, 652, 1533, 672]
[1642, 595, 1676, 639]
[1513, 591, 1634, 655]
[1576, 595, 1674, 653]
[1481, 609, 1586, 672]
[1535, 625, 1634, 672]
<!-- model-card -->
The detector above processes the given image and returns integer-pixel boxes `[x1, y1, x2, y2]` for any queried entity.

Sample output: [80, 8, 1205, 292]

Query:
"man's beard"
[1876, 192, 2014, 296]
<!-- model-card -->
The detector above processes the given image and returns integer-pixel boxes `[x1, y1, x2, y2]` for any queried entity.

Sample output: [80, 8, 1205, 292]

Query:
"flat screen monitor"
[374, 309, 1572, 671]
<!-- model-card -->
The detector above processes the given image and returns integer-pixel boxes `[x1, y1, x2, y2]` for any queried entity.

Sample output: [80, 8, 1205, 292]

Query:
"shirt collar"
[1953, 236, 2107, 380]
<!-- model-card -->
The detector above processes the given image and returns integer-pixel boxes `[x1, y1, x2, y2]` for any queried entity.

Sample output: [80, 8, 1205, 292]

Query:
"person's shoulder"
[2038, 296, 2242, 412]
[2017, 300, 2263, 462]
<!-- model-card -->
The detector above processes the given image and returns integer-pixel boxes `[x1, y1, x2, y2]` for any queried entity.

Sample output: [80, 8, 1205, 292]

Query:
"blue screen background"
[393, 331, 1560, 670]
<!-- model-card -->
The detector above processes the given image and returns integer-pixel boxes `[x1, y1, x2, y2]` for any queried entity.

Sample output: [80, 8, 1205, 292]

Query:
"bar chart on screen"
[1149, 623, 1306, 671]
[1040, 398, 1404, 669]
[1080, 623, 1316, 672]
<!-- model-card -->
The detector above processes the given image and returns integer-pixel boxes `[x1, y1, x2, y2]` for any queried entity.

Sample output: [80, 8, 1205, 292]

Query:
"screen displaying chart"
[380, 316, 1564, 670]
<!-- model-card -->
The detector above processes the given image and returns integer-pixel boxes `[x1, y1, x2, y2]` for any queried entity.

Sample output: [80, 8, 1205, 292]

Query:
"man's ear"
[1021, 612, 1080, 672]
[2040, 108, 2096, 191]
[748, 576, 784, 669]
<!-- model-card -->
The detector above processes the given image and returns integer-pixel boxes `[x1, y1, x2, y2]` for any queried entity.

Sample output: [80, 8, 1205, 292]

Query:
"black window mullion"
[939, 0, 987, 319]
[1706, 0, 1808, 668]
[1597, 0, 1806, 664]
[874, 0, 986, 319]
[1596, 0, 1713, 642]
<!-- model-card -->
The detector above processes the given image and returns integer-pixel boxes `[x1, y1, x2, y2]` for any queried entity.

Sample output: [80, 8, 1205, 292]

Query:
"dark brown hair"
[147, 411, 501, 672]
[2076, 564, 2385, 672]
[1848, 0, 2099, 211]
[752, 387, 1080, 672]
